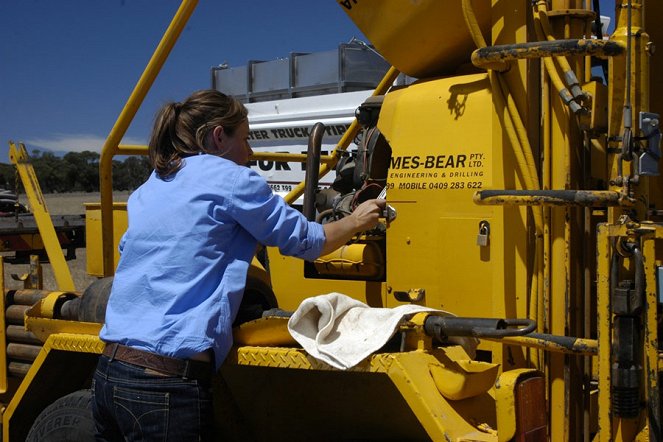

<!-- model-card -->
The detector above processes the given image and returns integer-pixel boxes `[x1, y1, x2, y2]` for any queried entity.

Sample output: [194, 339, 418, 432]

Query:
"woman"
[92, 89, 384, 440]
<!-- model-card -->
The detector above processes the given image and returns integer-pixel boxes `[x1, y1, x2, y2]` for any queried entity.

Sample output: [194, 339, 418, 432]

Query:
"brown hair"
[148, 89, 248, 178]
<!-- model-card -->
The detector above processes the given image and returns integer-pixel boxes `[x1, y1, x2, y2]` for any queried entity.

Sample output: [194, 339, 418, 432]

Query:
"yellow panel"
[339, 0, 490, 77]
[378, 74, 530, 370]
[380, 74, 499, 314]
[268, 248, 386, 310]
[85, 202, 128, 276]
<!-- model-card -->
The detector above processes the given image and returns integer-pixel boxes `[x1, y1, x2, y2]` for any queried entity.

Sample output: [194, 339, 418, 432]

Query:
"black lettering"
[391, 157, 402, 169]
[424, 156, 435, 168]
[249, 130, 270, 140]
[259, 161, 272, 171]
[456, 154, 467, 168]
[339, 0, 358, 10]
[402, 157, 412, 168]
[436, 156, 447, 168]
[275, 161, 291, 171]
[411, 156, 420, 168]
[445, 156, 455, 168]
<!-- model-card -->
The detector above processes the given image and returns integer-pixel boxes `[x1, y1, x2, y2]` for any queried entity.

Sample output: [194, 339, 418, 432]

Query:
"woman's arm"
[320, 199, 386, 256]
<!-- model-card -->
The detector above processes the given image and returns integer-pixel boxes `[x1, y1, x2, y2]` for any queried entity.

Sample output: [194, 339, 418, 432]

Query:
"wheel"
[78, 277, 114, 323]
[233, 275, 277, 326]
[26, 390, 95, 441]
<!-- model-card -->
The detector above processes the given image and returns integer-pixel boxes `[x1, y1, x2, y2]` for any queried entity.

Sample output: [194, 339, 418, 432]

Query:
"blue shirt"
[99, 154, 326, 368]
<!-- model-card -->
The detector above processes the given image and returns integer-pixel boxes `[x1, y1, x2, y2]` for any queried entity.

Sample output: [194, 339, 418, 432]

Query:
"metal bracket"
[638, 112, 661, 176]
[394, 288, 425, 302]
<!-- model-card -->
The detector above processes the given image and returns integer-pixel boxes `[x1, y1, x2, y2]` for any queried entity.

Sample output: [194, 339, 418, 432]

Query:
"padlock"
[476, 221, 490, 247]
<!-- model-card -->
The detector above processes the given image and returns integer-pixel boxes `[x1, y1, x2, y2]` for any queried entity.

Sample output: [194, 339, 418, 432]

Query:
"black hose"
[424, 316, 537, 339]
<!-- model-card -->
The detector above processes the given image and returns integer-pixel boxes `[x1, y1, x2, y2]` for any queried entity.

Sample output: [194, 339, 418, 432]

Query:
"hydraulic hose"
[534, 1, 587, 103]
[463, 0, 545, 368]
[461, 0, 507, 72]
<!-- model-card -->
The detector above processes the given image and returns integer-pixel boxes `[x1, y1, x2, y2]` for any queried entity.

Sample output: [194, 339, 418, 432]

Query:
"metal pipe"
[100, 0, 199, 276]
[474, 189, 629, 206]
[5, 305, 30, 325]
[302, 123, 325, 221]
[483, 333, 598, 356]
[6, 325, 40, 345]
[8, 362, 31, 378]
[117, 144, 149, 156]
[10, 290, 47, 306]
[117, 144, 338, 165]
[251, 152, 335, 164]
[7, 343, 40, 362]
[472, 39, 624, 69]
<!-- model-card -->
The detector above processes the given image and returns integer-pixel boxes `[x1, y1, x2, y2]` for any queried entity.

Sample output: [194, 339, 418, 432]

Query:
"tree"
[0, 150, 152, 194]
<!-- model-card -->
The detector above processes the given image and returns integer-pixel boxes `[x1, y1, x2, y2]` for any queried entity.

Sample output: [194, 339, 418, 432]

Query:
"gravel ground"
[2, 192, 131, 293]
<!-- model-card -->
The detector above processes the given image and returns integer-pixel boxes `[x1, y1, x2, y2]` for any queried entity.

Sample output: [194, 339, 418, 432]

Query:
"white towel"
[287, 292, 473, 370]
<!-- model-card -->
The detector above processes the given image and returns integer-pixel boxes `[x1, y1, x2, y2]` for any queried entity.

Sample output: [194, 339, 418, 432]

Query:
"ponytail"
[148, 90, 248, 179]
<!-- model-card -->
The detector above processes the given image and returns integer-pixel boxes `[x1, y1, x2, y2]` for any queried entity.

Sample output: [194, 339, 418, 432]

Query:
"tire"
[78, 277, 114, 323]
[233, 275, 277, 326]
[26, 390, 95, 441]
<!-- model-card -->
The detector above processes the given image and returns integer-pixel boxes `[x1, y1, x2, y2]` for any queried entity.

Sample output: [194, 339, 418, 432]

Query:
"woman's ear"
[213, 125, 225, 142]
[210, 126, 225, 153]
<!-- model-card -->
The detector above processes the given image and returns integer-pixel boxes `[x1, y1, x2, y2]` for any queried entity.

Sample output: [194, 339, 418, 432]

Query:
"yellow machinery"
[1, 0, 663, 440]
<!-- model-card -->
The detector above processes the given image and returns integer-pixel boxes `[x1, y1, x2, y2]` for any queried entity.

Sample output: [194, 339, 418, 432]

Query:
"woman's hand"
[349, 199, 387, 231]
[319, 199, 386, 257]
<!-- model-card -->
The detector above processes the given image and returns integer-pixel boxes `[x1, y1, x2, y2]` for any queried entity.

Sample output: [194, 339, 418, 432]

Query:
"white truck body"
[245, 90, 373, 201]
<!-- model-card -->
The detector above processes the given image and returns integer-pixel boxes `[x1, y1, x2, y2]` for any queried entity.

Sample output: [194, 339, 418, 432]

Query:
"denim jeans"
[92, 355, 215, 441]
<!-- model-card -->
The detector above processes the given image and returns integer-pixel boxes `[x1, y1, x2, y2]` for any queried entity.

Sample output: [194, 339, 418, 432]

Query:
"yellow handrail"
[99, 0, 198, 276]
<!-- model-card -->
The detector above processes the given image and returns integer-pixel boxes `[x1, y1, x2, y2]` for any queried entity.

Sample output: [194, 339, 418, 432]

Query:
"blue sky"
[0, 1, 615, 163]
[0, 1, 366, 161]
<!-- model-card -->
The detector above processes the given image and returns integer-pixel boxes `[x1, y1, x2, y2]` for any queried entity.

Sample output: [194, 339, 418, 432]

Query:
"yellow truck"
[2, 0, 663, 440]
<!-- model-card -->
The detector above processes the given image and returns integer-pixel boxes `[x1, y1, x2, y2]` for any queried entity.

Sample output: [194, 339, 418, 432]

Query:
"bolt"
[646, 41, 655, 56]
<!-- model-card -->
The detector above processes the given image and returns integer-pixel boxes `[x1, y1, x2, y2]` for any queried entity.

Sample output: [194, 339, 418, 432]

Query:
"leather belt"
[103, 343, 213, 383]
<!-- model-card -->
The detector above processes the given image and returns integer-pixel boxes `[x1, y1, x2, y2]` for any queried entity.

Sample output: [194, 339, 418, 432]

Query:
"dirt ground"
[2, 192, 131, 293]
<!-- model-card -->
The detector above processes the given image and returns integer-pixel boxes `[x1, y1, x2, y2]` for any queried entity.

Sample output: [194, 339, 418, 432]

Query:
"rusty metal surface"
[474, 189, 628, 206]
[472, 38, 624, 68]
